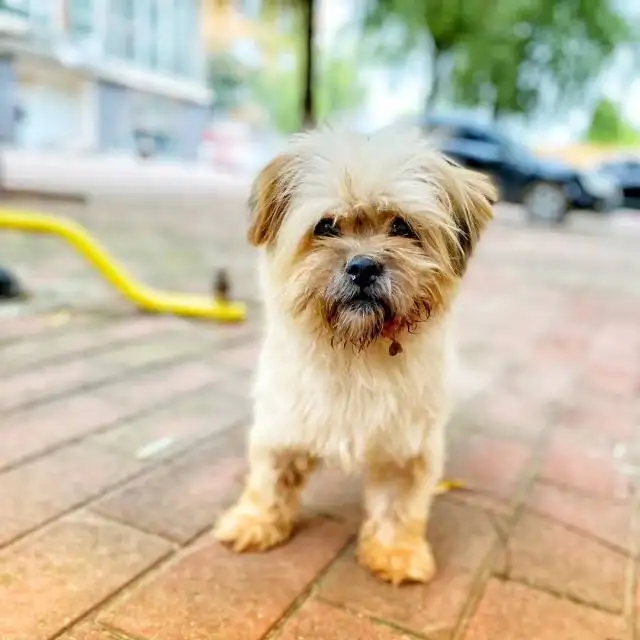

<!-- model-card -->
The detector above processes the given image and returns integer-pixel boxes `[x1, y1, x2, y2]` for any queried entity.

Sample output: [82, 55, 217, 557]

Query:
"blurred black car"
[422, 115, 621, 224]
[598, 157, 640, 209]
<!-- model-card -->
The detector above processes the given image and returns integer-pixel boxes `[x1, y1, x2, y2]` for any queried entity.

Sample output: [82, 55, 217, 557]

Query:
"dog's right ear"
[247, 153, 295, 247]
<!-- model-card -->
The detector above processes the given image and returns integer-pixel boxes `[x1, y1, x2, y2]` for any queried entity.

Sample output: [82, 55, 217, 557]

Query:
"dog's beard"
[320, 275, 431, 351]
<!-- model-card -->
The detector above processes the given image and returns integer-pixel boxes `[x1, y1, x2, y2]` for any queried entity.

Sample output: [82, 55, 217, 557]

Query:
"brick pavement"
[1, 194, 639, 640]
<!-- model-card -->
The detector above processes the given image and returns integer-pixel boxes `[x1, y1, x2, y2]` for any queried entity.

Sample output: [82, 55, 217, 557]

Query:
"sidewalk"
[1, 148, 253, 197]
[0, 193, 639, 640]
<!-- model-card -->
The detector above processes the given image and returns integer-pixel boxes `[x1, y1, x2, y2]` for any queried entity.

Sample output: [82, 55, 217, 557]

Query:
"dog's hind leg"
[214, 445, 318, 552]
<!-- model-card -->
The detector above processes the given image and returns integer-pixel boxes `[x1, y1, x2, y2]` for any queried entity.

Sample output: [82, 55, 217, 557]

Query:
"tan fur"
[214, 125, 494, 584]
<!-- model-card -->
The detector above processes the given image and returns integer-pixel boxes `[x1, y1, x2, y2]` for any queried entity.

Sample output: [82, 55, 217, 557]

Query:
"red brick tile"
[319, 500, 497, 637]
[526, 481, 632, 552]
[0, 512, 171, 640]
[505, 365, 576, 403]
[582, 365, 637, 398]
[99, 519, 350, 640]
[0, 394, 127, 471]
[538, 428, 631, 501]
[0, 442, 143, 546]
[557, 396, 637, 442]
[276, 600, 412, 639]
[92, 335, 197, 370]
[96, 360, 219, 411]
[500, 512, 627, 611]
[463, 579, 627, 640]
[58, 621, 118, 640]
[0, 360, 103, 412]
[91, 387, 249, 462]
[1, 316, 181, 375]
[459, 392, 548, 441]
[446, 434, 531, 500]
[93, 440, 246, 543]
[302, 467, 364, 528]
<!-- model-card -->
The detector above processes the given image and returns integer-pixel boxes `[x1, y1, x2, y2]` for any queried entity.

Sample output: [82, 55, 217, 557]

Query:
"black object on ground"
[0, 266, 28, 301]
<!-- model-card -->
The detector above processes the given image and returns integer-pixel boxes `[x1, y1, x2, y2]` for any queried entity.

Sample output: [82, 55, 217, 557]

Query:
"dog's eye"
[389, 217, 417, 239]
[314, 217, 340, 237]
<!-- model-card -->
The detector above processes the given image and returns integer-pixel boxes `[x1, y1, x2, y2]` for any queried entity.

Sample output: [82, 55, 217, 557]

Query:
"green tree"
[260, 0, 318, 127]
[207, 51, 248, 114]
[362, 0, 494, 109]
[362, 0, 635, 117]
[248, 52, 366, 134]
[587, 98, 640, 145]
[454, 0, 634, 117]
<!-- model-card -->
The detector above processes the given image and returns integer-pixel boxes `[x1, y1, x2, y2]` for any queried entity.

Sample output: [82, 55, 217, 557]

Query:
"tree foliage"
[248, 52, 366, 133]
[587, 98, 640, 145]
[454, 0, 633, 116]
[362, 0, 635, 117]
[259, 0, 318, 126]
[207, 52, 248, 113]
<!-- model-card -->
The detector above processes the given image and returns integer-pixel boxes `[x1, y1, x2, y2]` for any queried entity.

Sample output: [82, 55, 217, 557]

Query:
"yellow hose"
[0, 210, 246, 322]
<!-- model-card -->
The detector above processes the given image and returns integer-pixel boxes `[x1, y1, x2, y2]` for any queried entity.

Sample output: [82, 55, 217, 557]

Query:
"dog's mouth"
[344, 290, 393, 320]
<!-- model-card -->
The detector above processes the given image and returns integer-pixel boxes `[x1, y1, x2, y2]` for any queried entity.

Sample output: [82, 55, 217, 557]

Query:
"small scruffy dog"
[214, 125, 496, 585]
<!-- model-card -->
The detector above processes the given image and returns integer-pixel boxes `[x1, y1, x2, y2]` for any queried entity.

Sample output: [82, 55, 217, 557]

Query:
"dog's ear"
[437, 160, 497, 276]
[248, 153, 296, 247]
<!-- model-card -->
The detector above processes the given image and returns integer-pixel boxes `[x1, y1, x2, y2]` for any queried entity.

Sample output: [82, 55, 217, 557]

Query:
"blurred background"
[1, 4, 640, 638]
[0, 0, 639, 310]
[0, 0, 638, 176]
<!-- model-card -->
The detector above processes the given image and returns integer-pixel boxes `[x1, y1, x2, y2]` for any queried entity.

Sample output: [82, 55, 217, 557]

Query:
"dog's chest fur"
[251, 316, 455, 471]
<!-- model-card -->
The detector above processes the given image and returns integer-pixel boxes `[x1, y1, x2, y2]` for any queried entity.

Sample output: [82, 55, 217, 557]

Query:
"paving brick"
[93, 434, 246, 543]
[582, 364, 638, 398]
[556, 395, 637, 442]
[526, 481, 632, 553]
[302, 467, 364, 528]
[458, 391, 548, 441]
[499, 512, 627, 611]
[99, 518, 350, 640]
[0, 394, 127, 471]
[463, 578, 627, 640]
[0, 442, 143, 547]
[92, 334, 198, 370]
[538, 428, 632, 501]
[91, 385, 249, 463]
[275, 600, 413, 639]
[0, 512, 171, 640]
[319, 499, 497, 638]
[504, 363, 577, 403]
[96, 360, 220, 411]
[219, 340, 261, 372]
[446, 434, 531, 501]
[58, 621, 119, 640]
[0, 359, 108, 413]
[1, 316, 183, 375]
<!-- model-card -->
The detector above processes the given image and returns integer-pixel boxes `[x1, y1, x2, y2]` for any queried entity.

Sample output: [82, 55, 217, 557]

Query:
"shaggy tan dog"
[215, 125, 495, 585]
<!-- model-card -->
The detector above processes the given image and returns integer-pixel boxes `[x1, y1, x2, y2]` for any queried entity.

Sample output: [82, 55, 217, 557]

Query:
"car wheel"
[523, 182, 569, 225]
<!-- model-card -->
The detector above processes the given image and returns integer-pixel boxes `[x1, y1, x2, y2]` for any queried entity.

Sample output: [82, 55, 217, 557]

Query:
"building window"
[107, 0, 135, 61]
[68, 0, 94, 37]
[102, 0, 205, 82]
[1, 0, 29, 13]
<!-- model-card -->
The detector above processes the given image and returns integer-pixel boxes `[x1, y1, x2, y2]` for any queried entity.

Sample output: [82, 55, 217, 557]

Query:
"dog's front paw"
[356, 533, 436, 586]
[214, 504, 294, 553]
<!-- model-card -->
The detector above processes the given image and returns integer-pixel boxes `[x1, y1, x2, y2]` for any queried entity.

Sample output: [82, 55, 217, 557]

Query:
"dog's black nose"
[346, 255, 382, 288]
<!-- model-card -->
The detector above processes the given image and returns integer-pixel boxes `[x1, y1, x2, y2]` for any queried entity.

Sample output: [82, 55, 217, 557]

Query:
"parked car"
[421, 115, 622, 224]
[598, 157, 640, 209]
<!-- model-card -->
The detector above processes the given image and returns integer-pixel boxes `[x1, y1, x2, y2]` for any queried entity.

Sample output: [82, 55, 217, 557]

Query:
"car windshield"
[502, 138, 535, 163]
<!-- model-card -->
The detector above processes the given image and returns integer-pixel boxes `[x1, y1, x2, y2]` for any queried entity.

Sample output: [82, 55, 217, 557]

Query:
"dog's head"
[248, 126, 496, 351]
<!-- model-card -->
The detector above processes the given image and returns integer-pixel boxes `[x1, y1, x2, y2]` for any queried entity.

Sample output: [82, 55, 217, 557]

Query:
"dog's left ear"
[248, 153, 296, 247]
[437, 160, 497, 276]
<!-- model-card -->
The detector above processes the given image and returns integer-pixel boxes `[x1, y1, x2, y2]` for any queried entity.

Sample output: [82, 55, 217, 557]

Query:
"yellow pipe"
[0, 210, 247, 322]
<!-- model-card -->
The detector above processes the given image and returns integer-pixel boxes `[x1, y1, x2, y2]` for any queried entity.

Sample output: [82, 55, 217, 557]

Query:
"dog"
[214, 125, 496, 585]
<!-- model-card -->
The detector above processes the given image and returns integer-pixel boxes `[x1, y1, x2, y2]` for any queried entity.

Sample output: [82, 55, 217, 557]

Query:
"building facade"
[0, 0, 211, 158]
